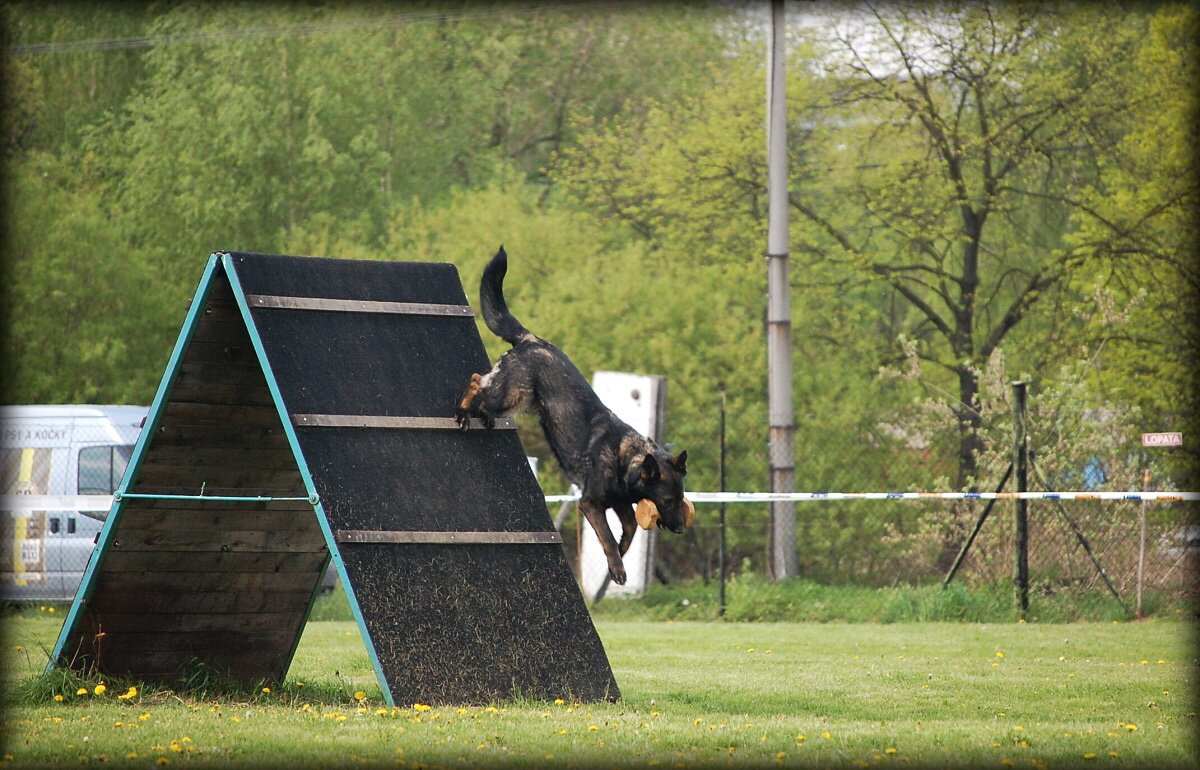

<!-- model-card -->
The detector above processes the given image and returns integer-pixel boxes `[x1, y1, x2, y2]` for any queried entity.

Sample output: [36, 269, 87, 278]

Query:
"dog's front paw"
[609, 564, 627, 586]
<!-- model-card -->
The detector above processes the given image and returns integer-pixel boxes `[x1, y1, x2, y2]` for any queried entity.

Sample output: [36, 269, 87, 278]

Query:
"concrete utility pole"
[766, 0, 797, 580]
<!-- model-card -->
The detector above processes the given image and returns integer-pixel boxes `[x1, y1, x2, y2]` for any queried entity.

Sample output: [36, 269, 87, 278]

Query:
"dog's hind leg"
[454, 373, 483, 430]
[615, 503, 637, 557]
[579, 499, 627, 585]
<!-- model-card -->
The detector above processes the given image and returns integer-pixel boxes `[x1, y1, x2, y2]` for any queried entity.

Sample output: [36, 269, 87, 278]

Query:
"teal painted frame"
[46, 255, 224, 676]
[46, 253, 399, 706]
[221, 254, 395, 707]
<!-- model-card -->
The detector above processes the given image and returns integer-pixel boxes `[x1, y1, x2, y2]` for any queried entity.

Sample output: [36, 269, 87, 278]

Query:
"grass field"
[2, 608, 1196, 768]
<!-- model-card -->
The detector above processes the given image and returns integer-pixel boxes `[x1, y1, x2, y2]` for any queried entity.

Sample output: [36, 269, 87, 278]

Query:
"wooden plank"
[336, 530, 562, 545]
[131, 464, 304, 492]
[117, 506, 319, 529]
[168, 375, 275, 408]
[88, 628, 297, 655]
[293, 414, 516, 430]
[87, 647, 289, 683]
[136, 445, 300, 470]
[85, 584, 315, 614]
[75, 608, 307, 635]
[175, 360, 268, 384]
[158, 401, 282, 427]
[107, 528, 328, 553]
[247, 294, 474, 317]
[102, 551, 327, 576]
[175, 339, 257, 365]
[186, 315, 252, 343]
[92, 570, 321, 594]
[146, 423, 292, 451]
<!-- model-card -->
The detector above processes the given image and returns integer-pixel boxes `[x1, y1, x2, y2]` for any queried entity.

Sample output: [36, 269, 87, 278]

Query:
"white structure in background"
[579, 371, 668, 601]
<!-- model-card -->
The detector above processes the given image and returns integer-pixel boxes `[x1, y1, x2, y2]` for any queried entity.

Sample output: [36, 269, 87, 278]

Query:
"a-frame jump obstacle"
[47, 251, 619, 705]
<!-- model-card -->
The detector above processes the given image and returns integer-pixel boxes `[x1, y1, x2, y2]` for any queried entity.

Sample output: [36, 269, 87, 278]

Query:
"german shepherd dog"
[455, 247, 693, 585]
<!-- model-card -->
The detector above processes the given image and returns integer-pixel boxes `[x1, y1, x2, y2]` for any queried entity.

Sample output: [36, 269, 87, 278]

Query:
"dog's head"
[631, 450, 693, 534]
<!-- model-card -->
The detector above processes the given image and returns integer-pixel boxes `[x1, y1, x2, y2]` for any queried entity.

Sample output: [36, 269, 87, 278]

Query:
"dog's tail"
[480, 246, 535, 345]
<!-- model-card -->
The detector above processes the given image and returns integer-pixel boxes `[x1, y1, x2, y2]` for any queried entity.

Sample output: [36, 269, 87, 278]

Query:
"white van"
[1, 405, 147, 602]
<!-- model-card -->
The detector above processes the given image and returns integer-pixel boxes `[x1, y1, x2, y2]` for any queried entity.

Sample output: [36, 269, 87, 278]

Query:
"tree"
[1062, 3, 1199, 482]
[792, 3, 1159, 494]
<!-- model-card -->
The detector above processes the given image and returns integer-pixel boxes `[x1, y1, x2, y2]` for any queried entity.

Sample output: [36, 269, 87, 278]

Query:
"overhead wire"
[5, 1, 623, 56]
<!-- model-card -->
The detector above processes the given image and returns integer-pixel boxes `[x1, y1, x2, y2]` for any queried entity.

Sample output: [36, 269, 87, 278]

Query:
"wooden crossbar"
[245, 294, 473, 317]
[291, 414, 516, 430]
[334, 530, 562, 545]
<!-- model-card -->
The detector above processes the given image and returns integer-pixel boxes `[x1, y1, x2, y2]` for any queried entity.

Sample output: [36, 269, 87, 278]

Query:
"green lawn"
[2, 609, 1195, 768]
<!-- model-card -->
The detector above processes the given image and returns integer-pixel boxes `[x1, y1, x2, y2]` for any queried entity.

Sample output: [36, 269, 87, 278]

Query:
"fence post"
[1012, 381, 1030, 619]
[1137, 467, 1150, 619]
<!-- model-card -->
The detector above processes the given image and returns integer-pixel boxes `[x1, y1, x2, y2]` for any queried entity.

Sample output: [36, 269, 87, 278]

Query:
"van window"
[78, 445, 134, 495]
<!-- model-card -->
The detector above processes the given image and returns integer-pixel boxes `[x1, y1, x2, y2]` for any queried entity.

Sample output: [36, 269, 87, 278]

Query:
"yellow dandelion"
[588, 724, 599, 731]
[554, 699, 566, 705]
[1083, 753, 1096, 760]
[93, 684, 106, 695]
[885, 747, 898, 755]
[261, 687, 271, 694]
[54, 694, 64, 702]
[995, 652, 1004, 658]
[413, 703, 432, 712]
[821, 731, 831, 740]
[118, 686, 138, 700]
[354, 691, 366, 701]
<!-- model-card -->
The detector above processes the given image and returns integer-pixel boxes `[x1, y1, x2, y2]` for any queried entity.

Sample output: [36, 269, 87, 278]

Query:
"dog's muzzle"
[635, 498, 695, 532]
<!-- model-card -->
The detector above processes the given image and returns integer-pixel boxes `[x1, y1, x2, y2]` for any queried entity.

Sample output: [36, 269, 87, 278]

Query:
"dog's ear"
[668, 450, 688, 475]
[639, 454, 661, 482]
[635, 499, 660, 530]
[682, 497, 695, 528]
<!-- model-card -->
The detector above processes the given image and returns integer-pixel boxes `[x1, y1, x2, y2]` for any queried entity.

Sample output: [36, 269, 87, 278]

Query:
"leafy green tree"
[1061, 3, 1199, 482]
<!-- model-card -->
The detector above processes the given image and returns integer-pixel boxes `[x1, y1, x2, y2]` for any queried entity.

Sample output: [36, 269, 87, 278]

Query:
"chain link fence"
[0, 406, 143, 603]
[642, 382, 1199, 609]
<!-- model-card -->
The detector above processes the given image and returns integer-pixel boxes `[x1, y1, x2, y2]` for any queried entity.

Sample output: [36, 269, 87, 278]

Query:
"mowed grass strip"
[2, 610, 1195, 768]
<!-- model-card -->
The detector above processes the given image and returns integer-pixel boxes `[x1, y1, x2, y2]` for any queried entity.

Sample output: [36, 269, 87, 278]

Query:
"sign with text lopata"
[1142, 432, 1183, 447]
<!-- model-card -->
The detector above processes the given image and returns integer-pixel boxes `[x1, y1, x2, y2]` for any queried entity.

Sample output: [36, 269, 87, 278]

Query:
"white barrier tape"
[0, 495, 115, 512]
[545, 491, 1200, 503]
[6, 490, 1197, 513]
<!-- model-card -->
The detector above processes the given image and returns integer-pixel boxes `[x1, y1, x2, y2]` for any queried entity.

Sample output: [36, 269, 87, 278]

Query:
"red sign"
[1142, 432, 1183, 447]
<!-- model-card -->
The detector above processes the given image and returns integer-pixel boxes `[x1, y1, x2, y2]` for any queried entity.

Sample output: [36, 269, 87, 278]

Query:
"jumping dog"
[455, 246, 693, 585]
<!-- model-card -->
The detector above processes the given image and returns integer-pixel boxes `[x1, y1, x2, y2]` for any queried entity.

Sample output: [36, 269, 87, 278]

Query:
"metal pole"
[1012, 381, 1030, 619]
[1137, 467, 1149, 619]
[766, 0, 796, 580]
[718, 385, 728, 617]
